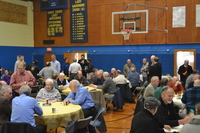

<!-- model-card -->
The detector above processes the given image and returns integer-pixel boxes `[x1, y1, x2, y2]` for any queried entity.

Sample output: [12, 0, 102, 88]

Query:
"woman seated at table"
[36, 78, 61, 103]
[64, 80, 95, 118]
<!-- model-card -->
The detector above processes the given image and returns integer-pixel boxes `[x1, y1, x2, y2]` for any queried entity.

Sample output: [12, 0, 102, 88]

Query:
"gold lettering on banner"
[47, 9, 63, 37]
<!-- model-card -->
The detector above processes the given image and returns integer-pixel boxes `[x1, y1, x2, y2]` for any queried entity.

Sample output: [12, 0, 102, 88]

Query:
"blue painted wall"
[0, 44, 199, 76]
[0, 46, 34, 72]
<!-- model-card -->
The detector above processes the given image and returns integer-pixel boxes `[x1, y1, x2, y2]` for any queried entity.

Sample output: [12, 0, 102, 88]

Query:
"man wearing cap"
[154, 86, 192, 127]
[130, 97, 171, 133]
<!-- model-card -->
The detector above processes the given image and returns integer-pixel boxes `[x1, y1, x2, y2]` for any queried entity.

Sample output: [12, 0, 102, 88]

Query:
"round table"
[35, 102, 84, 129]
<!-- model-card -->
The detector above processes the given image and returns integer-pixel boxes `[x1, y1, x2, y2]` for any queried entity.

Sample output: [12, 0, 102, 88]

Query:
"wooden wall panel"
[34, 0, 200, 47]
[105, 3, 124, 45]
[167, 0, 193, 43]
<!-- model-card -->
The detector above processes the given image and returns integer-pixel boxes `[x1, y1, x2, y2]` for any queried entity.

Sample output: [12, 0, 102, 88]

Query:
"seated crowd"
[0, 54, 200, 133]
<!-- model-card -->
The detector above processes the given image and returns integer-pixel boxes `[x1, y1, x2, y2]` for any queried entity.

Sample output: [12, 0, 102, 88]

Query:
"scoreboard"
[40, 0, 68, 11]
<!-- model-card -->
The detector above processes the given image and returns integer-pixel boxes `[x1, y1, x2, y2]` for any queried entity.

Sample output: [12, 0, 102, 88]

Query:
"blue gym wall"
[0, 44, 199, 76]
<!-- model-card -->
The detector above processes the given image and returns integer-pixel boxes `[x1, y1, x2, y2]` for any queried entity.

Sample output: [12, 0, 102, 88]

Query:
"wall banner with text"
[70, 0, 88, 43]
[47, 9, 63, 37]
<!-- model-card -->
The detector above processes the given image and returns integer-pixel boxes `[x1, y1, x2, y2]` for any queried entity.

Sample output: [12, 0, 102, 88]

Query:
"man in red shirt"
[10, 62, 35, 98]
[168, 76, 184, 93]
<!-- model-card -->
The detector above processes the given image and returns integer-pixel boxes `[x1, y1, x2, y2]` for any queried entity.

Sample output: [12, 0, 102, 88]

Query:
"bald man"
[123, 59, 136, 77]
[168, 76, 184, 93]
[178, 60, 193, 88]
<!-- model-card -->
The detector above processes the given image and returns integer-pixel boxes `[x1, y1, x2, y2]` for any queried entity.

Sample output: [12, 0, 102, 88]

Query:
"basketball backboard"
[112, 10, 148, 34]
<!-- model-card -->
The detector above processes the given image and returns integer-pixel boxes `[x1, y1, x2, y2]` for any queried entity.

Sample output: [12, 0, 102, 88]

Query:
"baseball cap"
[144, 97, 161, 109]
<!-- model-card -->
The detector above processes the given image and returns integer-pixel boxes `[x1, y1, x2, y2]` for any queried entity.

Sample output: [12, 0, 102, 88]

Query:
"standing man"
[38, 61, 57, 80]
[141, 58, 149, 83]
[78, 54, 88, 77]
[64, 80, 95, 118]
[0, 85, 12, 129]
[148, 57, 162, 81]
[10, 62, 36, 98]
[68, 58, 82, 80]
[61, 58, 70, 77]
[85, 58, 94, 80]
[14, 55, 24, 72]
[123, 59, 136, 77]
[51, 54, 61, 74]
[178, 60, 193, 88]
[11, 85, 46, 133]
[26, 60, 40, 80]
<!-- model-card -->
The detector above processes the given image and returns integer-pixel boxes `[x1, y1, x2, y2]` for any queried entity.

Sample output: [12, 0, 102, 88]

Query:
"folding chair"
[60, 116, 93, 133]
[90, 108, 105, 132]
[104, 93, 115, 110]
[135, 81, 148, 98]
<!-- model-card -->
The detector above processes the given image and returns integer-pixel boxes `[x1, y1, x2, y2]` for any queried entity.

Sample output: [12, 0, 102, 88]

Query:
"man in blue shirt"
[61, 58, 70, 76]
[127, 67, 140, 93]
[51, 54, 61, 74]
[182, 80, 200, 108]
[64, 80, 95, 118]
[11, 85, 46, 133]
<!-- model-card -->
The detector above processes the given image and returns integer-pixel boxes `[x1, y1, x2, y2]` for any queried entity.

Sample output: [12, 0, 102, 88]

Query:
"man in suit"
[0, 85, 12, 129]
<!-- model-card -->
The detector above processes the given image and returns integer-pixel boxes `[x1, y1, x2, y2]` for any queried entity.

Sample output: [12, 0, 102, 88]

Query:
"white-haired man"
[154, 86, 192, 127]
[36, 78, 61, 102]
[0, 85, 12, 129]
[64, 80, 95, 118]
[144, 76, 159, 99]
[11, 85, 46, 133]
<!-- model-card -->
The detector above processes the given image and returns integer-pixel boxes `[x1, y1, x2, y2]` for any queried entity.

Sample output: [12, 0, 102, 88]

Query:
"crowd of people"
[0, 53, 199, 133]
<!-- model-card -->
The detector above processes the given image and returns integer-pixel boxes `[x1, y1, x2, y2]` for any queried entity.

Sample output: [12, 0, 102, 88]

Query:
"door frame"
[174, 49, 196, 76]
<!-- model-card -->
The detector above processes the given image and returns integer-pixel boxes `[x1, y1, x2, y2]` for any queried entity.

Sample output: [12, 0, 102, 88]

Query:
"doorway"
[174, 49, 196, 77]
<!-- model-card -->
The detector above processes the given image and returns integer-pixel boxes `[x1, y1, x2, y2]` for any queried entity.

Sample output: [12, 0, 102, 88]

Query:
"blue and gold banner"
[70, 0, 88, 43]
[47, 9, 63, 37]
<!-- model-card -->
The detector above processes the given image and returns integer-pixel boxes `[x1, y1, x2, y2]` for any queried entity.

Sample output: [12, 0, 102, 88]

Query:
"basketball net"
[121, 29, 132, 40]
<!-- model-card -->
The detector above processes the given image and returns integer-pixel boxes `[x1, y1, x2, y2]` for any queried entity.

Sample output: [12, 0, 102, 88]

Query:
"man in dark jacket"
[130, 97, 171, 133]
[178, 60, 193, 88]
[148, 57, 162, 81]
[154, 86, 192, 127]
[26, 60, 40, 80]
[0, 85, 12, 129]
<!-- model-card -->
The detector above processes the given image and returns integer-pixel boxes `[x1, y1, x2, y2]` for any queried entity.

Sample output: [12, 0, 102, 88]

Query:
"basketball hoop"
[121, 29, 132, 40]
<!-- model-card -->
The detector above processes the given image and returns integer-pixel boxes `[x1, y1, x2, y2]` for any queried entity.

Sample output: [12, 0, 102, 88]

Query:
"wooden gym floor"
[48, 102, 136, 133]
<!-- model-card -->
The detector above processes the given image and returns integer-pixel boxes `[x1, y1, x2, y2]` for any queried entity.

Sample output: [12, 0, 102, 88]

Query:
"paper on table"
[164, 125, 183, 132]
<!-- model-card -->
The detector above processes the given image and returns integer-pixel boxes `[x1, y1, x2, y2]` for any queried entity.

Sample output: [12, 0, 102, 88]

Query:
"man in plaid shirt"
[182, 80, 200, 108]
